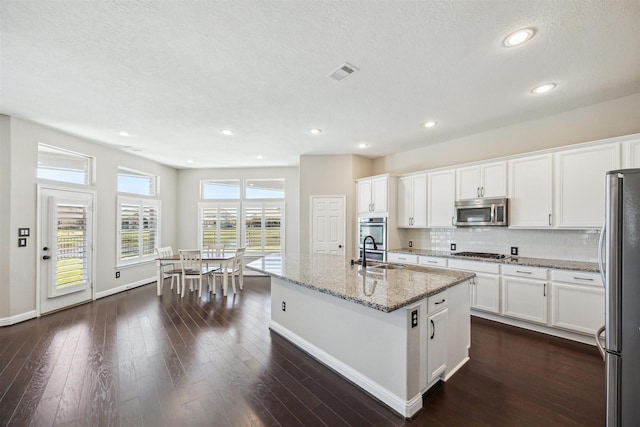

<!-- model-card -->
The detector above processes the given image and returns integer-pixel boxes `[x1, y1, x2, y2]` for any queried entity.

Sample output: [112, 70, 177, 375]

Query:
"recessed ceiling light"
[503, 28, 535, 47]
[186, 159, 194, 164]
[358, 143, 369, 149]
[309, 128, 322, 135]
[256, 154, 264, 160]
[423, 121, 438, 128]
[118, 131, 132, 137]
[221, 129, 236, 136]
[531, 83, 557, 94]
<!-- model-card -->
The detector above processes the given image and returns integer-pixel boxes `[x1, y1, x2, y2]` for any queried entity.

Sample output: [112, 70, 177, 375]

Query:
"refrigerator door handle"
[598, 221, 606, 286]
[595, 324, 606, 362]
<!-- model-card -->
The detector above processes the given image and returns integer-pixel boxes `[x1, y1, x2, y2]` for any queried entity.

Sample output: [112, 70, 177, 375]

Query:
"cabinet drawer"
[448, 259, 500, 274]
[428, 290, 448, 313]
[502, 265, 548, 280]
[387, 252, 418, 265]
[550, 270, 603, 287]
[418, 256, 447, 268]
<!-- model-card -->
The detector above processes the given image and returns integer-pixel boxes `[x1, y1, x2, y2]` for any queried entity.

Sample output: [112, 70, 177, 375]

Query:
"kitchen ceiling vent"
[329, 63, 359, 81]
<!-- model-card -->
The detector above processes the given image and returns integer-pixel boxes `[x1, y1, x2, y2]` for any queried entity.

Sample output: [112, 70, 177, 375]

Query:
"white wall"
[176, 166, 300, 255]
[0, 116, 11, 319]
[374, 93, 640, 175]
[1, 117, 178, 319]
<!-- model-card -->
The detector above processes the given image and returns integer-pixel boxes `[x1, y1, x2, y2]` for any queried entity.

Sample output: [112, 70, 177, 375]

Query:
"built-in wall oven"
[358, 217, 387, 261]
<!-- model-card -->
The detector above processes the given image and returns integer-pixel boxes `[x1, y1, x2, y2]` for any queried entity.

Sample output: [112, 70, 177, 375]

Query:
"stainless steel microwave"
[454, 198, 508, 226]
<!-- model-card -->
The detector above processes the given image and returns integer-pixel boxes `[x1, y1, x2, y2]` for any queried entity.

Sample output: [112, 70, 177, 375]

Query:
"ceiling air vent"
[329, 63, 359, 81]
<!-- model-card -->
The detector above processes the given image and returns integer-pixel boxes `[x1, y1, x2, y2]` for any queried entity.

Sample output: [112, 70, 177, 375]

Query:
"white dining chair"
[214, 247, 245, 295]
[178, 249, 218, 298]
[155, 246, 181, 294]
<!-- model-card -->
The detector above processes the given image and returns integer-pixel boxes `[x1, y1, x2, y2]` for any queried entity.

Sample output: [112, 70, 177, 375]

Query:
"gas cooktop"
[454, 251, 507, 259]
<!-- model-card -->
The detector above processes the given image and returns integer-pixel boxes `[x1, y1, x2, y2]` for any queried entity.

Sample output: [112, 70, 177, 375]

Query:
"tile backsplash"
[399, 228, 601, 262]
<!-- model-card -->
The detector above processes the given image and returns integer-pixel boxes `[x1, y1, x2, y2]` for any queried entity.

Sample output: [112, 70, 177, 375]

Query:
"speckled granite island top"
[246, 253, 474, 313]
[390, 248, 600, 273]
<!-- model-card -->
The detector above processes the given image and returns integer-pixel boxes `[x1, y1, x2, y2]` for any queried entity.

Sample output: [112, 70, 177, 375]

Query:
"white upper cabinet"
[456, 161, 507, 200]
[623, 137, 640, 167]
[397, 173, 427, 227]
[555, 143, 621, 228]
[357, 175, 391, 214]
[508, 154, 553, 228]
[428, 169, 456, 227]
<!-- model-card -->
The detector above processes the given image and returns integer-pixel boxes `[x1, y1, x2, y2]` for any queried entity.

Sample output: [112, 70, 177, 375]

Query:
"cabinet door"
[397, 176, 412, 227]
[470, 273, 501, 314]
[412, 174, 428, 227]
[551, 282, 605, 335]
[456, 166, 481, 200]
[623, 138, 640, 167]
[509, 155, 553, 228]
[371, 176, 388, 213]
[501, 277, 547, 324]
[428, 170, 455, 227]
[481, 162, 507, 198]
[357, 180, 372, 214]
[427, 308, 448, 384]
[555, 143, 621, 228]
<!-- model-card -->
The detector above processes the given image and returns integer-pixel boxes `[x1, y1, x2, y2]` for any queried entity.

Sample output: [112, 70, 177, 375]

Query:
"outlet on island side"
[282, 301, 286, 312]
[511, 247, 518, 256]
[409, 240, 413, 248]
[451, 243, 456, 251]
[411, 310, 418, 328]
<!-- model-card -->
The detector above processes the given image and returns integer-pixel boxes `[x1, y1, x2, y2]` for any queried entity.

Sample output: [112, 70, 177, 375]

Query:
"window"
[117, 197, 160, 266]
[202, 180, 241, 199]
[199, 203, 239, 250]
[244, 203, 284, 255]
[37, 144, 93, 185]
[245, 179, 284, 199]
[118, 167, 157, 196]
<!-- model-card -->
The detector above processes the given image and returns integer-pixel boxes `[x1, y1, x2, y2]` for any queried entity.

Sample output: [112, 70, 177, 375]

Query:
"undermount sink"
[367, 263, 405, 270]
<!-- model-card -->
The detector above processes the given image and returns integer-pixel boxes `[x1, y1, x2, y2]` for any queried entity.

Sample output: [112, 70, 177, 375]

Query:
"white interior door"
[311, 196, 345, 255]
[39, 187, 94, 314]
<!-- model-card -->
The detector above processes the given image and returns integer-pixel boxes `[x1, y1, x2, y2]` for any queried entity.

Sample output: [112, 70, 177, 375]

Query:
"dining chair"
[155, 246, 181, 294]
[178, 249, 218, 298]
[214, 247, 245, 295]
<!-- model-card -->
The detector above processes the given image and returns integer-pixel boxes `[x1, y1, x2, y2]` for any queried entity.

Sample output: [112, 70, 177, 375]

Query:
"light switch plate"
[511, 247, 518, 256]
[451, 243, 456, 251]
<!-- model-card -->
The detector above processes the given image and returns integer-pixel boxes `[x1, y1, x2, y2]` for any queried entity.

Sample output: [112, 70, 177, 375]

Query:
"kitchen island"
[246, 253, 474, 418]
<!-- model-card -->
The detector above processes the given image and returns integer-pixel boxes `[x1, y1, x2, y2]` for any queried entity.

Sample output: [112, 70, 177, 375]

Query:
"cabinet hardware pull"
[428, 260, 438, 264]
[516, 270, 532, 274]
[543, 283, 546, 296]
[548, 213, 552, 226]
[477, 187, 480, 197]
[481, 187, 485, 197]
[430, 319, 435, 339]
[452, 216, 455, 226]
[574, 277, 594, 281]
[435, 299, 446, 305]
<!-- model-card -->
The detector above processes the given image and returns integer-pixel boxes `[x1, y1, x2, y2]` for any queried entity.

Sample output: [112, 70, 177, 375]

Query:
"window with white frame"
[199, 203, 239, 251]
[118, 167, 157, 196]
[117, 197, 160, 266]
[199, 178, 285, 255]
[243, 202, 284, 255]
[37, 144, 93, 185]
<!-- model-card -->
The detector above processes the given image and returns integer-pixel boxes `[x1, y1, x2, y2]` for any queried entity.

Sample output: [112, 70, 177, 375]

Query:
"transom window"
[118, 167, 157, 196]
[202, 180, 241, 199]
[245, 179, 284, 199]
[37, 144, 93, 185]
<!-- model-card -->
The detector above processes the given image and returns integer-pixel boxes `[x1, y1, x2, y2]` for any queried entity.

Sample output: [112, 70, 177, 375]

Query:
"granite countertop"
[389, 248, 600, 273]
[246, 253, 475, 313]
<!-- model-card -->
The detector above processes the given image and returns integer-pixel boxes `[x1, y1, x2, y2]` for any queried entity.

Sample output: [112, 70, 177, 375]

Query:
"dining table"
[155, 252, 238, 297]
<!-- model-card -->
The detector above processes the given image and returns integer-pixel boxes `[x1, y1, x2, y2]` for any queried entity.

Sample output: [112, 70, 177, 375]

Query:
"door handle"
[338, 244, 343, 248]
[42, 255, 51, 260]
[43, 246, 49, 251]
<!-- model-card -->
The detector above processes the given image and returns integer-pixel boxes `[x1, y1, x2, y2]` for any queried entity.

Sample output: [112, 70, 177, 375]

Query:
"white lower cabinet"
[550, 270, 604, 335]
[418, 255, 448, 268]
[387, 252, 418, 265]
[427, 308, 448, 383]
[449, 259, 500, 314]
[501, 265, 548, 324]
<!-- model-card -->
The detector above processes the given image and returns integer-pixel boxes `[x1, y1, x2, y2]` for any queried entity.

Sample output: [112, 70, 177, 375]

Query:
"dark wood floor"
[0, 277, 605, 426]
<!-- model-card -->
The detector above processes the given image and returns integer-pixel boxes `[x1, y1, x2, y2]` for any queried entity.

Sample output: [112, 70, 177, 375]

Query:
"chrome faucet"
[361, 235, 378, 268]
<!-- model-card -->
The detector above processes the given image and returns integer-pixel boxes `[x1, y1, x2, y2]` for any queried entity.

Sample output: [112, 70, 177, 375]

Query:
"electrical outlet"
[451, 243, 456, 251]
[115, 271, 120, 279]
[411, 310, 418, 328]
[282, 301, 286, 312]
[408, 240, 413, 248]
[511, 247, 518, 256]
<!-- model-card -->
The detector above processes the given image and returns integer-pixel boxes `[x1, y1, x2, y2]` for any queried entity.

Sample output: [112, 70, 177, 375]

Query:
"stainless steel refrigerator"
[597, 169, 640, 426]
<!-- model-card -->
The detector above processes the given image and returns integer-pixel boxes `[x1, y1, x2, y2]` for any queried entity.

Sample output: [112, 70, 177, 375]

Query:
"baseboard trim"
[95, 277, 154, 299]
[269, 320, 423, 419]
[0, 310, 37, 327]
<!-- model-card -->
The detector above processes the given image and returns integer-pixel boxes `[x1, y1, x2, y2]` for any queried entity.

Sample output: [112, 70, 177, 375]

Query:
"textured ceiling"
[1, 0, 639, 169]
